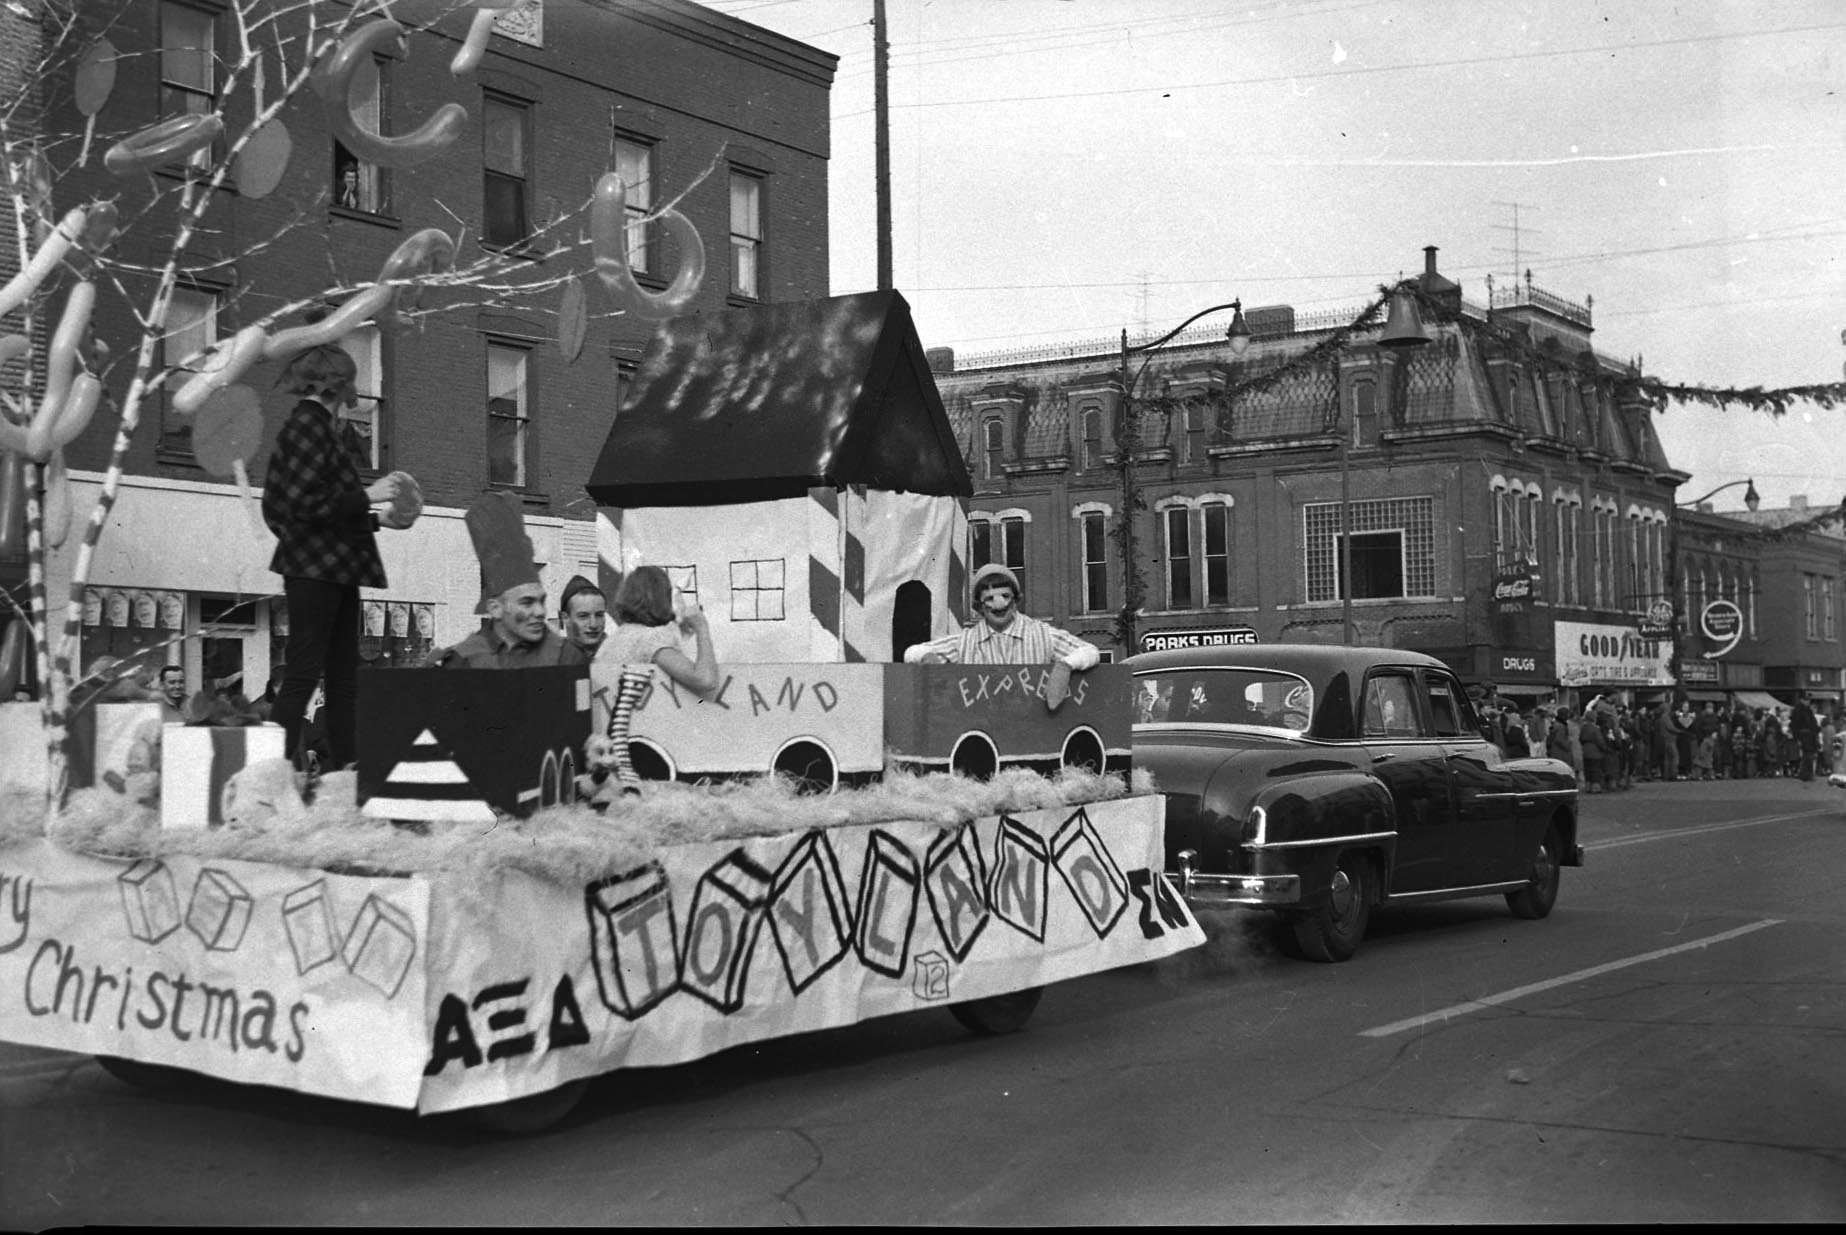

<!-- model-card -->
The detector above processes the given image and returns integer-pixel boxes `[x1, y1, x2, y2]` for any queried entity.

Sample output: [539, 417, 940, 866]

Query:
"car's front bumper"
[1170, 849, 1301, 907]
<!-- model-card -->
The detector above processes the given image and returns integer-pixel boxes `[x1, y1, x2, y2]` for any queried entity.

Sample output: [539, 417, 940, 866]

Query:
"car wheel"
[1506, 824, 1562, 920]
[1289, 853, 1373, 963]
[950, 986, 1043, 1035]
[462, 1078, 592, 1135]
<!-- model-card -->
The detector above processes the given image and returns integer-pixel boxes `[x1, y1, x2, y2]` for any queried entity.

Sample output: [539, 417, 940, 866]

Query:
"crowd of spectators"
[1476, 691, 1836, 789]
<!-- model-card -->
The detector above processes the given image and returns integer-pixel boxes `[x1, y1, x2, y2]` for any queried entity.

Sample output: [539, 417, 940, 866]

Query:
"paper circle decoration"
[192, 384, 264, 479]
[235, 119, 292, 200]
[74, 39, 118, 117]
[558, 275, 587, 362]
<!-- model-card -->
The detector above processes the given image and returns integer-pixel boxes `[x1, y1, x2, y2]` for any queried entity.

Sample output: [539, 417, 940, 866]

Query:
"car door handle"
[1372, 752, 1396, 764]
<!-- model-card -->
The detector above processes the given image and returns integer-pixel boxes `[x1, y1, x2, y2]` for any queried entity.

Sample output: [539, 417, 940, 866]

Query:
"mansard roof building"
[928, 246, 1691, 703]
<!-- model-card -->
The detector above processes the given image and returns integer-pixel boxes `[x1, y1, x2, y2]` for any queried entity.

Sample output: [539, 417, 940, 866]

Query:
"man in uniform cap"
[557, 574, 607, 659]
[427, 491, 586, 669]
[903, 562, 1099, 709]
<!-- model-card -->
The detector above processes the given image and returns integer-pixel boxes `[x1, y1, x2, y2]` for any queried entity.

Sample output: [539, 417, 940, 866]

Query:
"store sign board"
[1139, 627, 1258, 654]
[1555, 620, 1673, 687]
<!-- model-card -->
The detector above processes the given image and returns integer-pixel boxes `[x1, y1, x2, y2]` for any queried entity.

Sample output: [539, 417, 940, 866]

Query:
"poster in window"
[132, 591, 157, 628]
[387, 602, 410, 638]
[413, 604, 435, 640]
[364, 601, 386, 637]
[105, 590, 129, 628]
[159, 591, 185, 630]
[82, 590, 102, 627]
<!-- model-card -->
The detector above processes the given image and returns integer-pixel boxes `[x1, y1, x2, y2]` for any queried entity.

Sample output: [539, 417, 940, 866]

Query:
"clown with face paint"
[903, 563, 1100, 709]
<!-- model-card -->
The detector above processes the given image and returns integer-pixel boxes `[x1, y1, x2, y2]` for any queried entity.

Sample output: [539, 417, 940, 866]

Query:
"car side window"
[1362, 672, 1425, 739]
[1423, 673, 1472, 738]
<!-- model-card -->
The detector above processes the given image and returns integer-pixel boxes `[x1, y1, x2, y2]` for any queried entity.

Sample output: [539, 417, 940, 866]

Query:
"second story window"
[983, 417, 1003, 480]
[160, 286, 217, 453]
[486, 343, 529, 487]
[160, 1, 217, 172]
[1826, 577, 1837, 641]
[729, 170, 762, 298]
[483, 95, 530, 247]
[1165, 506, 1193, 610]
[1202, 501, 1230, 606]
[1805, 574, 1818, 639]
[1081, 510, 1109, 613]
[337, 325, 385, 472]
[968, 514, 1027, 596]
[613, 137, 655, 275]
[333, 55, 390, 214]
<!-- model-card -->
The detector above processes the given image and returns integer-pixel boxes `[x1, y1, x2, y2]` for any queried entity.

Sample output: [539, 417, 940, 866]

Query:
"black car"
[1129, 644, 1581, 961]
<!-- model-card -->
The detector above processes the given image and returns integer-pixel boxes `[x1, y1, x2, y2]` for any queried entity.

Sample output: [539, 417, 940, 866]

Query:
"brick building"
[28, 0, 833, 696]
[929, 246, 1696, 709]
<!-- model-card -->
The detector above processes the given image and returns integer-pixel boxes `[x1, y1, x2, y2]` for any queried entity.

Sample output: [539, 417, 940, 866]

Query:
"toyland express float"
[0, 292, 1202, 1132]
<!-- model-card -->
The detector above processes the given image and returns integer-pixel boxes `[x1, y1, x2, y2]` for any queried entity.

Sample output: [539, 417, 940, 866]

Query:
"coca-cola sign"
[1492, 570, 1534, 614]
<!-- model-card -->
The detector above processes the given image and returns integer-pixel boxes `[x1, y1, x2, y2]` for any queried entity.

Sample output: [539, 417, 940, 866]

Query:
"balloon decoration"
[171, 324, 268, 417]
[452, 2, 518, 77]
[0, 618, 29, 700]
[375, 227, 457, 334]
[313, 21, 467, 169]
[103, 113, 225, 177]
[0, 449, 23, 559]
[42, 448, 71, 549]
[192, 384, 266, 537]
[592, 173, 706, 320]
[0, 206, 93, 319]
[0, 282, 103, 463]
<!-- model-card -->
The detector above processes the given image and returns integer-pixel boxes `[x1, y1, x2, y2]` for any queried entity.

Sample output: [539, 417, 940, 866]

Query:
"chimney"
[1791, 494, 1808, 510]
[1418, 245, 1461, 311]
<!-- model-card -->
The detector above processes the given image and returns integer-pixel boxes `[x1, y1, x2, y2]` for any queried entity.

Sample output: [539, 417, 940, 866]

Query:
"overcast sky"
[696, 0, 1845, 512]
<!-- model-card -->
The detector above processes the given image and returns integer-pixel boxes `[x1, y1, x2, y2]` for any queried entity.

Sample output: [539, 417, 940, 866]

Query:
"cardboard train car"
[352, 662, 1131, 817]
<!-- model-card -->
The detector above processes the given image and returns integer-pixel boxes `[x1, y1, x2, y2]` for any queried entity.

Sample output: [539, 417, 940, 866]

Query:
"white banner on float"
[0, 795, 1202, 1114]
[1555, 619, 1674, 688]
[415, 795, 1200, 1113]
[0, 843, 430, 1107]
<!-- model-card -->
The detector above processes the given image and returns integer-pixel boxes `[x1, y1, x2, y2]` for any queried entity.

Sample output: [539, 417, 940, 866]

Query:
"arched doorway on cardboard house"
[893, 581, 932, 662]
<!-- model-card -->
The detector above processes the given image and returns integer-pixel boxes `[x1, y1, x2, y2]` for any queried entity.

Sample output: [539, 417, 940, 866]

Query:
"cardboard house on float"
[586, 290, 972, 665]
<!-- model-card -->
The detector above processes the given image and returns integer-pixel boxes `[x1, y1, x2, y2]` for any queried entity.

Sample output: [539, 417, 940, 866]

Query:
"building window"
[729, 559, 785, 622]
[1590, 504, 1616, 608]
[1555, 496, 1581, 606]
[983, 417, 1004, 479]
[160, 285, 218, 451]
[729, 170, 763, 299]
[486, 343, 529, 487]
[1081, 511, 1109, 613]
[336, 324, 385, 472]
[613, 136, 655, 275]
[1082, 407, 1104, 471]
[1184, 403, 1206, 463]
[1826, 577, 1837, 642]
[1352, 381, 1378, 447]
[1202, 502, 1230, 606]
[1304, 496, 1435, 603]
[1164, 506, 1192, 610]
[482, 95, 530, 246]
[1805, 574, 1818, 639]
[1747, 571, 1759, 638]
[970, 514, 1027, 596]
[333, 55, 389, 213]
[160, 2, 217, 172]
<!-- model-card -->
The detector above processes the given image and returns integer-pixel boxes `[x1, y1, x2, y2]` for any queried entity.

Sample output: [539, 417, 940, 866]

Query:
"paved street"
[3, 776, 1844, 1225]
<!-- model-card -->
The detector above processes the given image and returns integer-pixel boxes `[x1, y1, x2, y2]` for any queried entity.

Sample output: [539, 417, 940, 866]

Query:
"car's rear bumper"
[1170, 850, 1300, 907]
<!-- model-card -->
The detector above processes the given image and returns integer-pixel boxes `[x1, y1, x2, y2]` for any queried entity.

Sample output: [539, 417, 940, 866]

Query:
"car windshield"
[1133, 667, 1315, 732]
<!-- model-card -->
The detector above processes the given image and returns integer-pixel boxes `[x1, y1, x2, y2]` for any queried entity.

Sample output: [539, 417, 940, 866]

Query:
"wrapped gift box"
[160, 723, 287, 828]
[0, 700, 163, 797]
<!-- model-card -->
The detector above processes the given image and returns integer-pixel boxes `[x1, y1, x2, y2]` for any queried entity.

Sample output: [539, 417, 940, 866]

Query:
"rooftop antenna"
[1491, 201, 1544, 288]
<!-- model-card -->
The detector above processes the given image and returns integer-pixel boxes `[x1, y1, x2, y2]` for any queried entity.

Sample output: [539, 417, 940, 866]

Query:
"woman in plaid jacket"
[261, 343, 414, 773]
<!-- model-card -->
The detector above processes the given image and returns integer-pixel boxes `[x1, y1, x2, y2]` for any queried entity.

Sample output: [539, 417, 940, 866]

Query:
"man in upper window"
[428, 491, 586, 670]
[903, 564, 1099, 709]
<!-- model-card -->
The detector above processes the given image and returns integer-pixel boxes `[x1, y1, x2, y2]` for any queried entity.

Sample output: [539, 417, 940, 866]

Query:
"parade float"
[0, 9, 1200, 1131]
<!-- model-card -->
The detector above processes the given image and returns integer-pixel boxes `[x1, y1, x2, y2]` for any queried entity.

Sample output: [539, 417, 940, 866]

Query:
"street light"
[1341, 287, 1431, 644]
[1666, 477, 1759, 704]
[1116, 302, 1252, 654]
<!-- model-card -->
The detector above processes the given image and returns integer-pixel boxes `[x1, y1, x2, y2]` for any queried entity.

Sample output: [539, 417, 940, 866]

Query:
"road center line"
[1359, 919, 1784, 1038]
[1587, 807, 1836, 851]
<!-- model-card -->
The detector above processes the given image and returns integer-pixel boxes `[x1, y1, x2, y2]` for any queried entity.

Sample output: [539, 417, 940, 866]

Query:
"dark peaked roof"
[586, 290, 972, 508]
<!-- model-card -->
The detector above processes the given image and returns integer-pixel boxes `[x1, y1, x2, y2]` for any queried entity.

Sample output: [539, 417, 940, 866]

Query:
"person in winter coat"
[1546, 707, 1575, 768]
[1659, 703, 1683, 780]
[1579, 711, 1610, 792]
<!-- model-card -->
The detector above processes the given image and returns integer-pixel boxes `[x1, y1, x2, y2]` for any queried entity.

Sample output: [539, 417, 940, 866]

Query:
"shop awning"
[1732, 690, 1785, 712]
[1495, 682, 1553, 696]
[1686, 690, 1725, 703]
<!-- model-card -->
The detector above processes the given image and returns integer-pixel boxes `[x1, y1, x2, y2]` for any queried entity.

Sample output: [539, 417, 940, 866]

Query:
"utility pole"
[873, 0, 892, 290]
